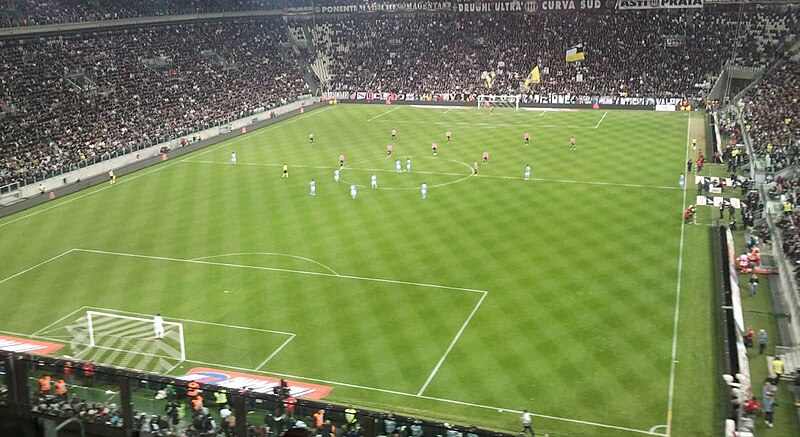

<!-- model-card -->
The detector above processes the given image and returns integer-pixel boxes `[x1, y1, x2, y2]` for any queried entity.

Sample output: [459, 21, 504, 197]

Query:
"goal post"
[477, 94, 521, 111]
[84, 311, 186, 362]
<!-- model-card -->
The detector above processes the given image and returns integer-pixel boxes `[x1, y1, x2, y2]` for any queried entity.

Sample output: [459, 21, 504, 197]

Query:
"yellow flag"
[524, 66, 540, 91]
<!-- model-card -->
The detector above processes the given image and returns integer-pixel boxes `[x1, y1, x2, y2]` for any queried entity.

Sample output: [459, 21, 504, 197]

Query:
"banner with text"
[616, 0, 703, 9]
[456, 0, 607, 13]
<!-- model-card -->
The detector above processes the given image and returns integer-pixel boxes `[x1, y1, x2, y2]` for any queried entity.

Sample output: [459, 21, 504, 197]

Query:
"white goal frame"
[477, 94, 521, 111]
[86, 310, 186, 361]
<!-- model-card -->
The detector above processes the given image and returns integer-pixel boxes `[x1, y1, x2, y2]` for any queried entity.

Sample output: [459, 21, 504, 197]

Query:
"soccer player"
[309, 179, 316, 196]
[569, 136, 576, 150]
[109, 170, 116, 185]
[692, 138, 697, 150]
[679, 173, 685, 188]
[446, 131, 452, 141]
[524, 132, 530, 145]
[309, 132, 314, 143]
[231, 152, 237, 165]
[282, 164, 288, 178]
[432, 142, 438, 156]
[421, 182, 427, 199]
[524, 164, 531, 181]
[153, 313, 165, 339]
[387, 144, 392, 156]
[339, 154, 345, 169]
[391, 129, 397, 140]
[406, 158, 411, 173]
[482, 151, 489, 164]
[371, 174, 378, 189]
[396, 159, 402, 173]
[473, 161, 478, 175]
[350, 184, 357, 199]
[334, 169, 340, 183]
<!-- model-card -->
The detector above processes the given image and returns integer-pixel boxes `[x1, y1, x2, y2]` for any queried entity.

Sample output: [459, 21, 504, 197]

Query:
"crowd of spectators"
[741, 60, 799, 280]
[744, 62, 800, 172]
[315, 4, 797, 98]
[0, 19, 309, 186]
[0, 0, 309, 27]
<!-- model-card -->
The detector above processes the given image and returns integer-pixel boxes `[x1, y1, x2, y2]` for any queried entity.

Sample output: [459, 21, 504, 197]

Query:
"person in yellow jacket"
[214, 389, 228, 410]
[109, 170, 116, 185]
[772, 356, 784, 385]
[345, 405, 357, 427]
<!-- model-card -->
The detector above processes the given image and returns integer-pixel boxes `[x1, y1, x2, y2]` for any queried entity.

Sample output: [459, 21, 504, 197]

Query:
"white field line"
[366, 106, 401, 122]
[665, 115, 692, 436]
[539, 111, 546, 117]
[178, 357, 663, 436]
[184, 160, 680, 191]
[31, 305, 88, 337]
[0, 249, 76, 286]
[190, 252, 340, 276]
[74, 248, 487, 295]
[417, 291, 487, 396]
[0, 106, 335, 230]
[443, 108, 454, 114]
[595, 111, 609, 128]
[256, 334, 296, 371]
[83, 305, 296, 337]
[163, 360, 185, 375]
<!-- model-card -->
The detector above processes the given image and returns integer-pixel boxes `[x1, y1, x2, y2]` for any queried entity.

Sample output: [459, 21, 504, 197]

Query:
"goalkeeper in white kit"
[154, 313, 165, 339]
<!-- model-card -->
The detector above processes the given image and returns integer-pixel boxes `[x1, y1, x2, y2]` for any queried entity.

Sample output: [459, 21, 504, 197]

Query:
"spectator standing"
[758, 329, 769, 354]
[749, 274, 759, 296]
[763, 390, 775, 428]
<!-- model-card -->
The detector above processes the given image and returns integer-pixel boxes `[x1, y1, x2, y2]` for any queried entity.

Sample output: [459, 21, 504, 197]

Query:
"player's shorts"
[283, 170, 288, 174]
[340, 160, 344, 164]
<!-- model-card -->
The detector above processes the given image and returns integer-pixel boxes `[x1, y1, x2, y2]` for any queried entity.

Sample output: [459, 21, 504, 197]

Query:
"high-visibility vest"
[314, 411, 325, 427]
[773, 359, 784, 375]
[214, 390, 227, 405]
[345, 407, 357, 424]
[187, 381, 200, 397]
[39, 377, 51, 392]
[55, 380, 67, 395]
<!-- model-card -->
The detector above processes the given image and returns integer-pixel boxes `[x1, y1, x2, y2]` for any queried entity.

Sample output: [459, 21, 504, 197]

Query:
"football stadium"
[0, 1, 798, 437]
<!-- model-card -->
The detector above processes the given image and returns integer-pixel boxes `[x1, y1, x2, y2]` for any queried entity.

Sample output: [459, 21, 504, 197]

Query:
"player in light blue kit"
[524, 164, 531, 181]
[350, 184, 357, 199]
[421, 182, 427, 199]
[231, 152, 237, 165]
[406, 158, 411, 173]
[395, 159, 402, 173]
[334, 169, 340, 183]
[679, 173, 685, 189]
[309, 179, 316, 196]
[371, 175, 378, 189]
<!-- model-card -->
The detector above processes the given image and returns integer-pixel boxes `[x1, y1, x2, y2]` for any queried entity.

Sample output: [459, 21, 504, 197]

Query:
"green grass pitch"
[0, 104, 718, 436]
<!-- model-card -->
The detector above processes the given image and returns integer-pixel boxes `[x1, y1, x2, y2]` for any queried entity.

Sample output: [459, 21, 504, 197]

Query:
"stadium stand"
[0, 4, 796, 188]
[313, 5, 797, 97]
[0, 20, 309, 186]
[0, 0, 305, 27]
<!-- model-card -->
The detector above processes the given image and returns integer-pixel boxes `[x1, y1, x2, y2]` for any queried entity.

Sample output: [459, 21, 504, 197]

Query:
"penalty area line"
[595, 111, 609, 128]
[417, 291, 486, 396]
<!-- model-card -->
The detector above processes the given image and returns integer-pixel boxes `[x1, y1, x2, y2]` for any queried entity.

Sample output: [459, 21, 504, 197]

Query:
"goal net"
[477, 94, 521, 111]
[63, 311, 185, 374]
